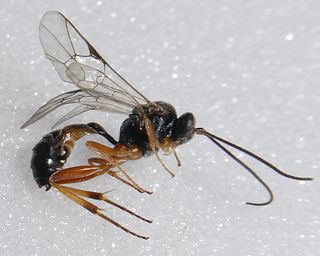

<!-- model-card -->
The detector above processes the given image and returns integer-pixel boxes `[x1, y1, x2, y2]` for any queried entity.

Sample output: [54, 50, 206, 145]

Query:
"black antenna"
[195, 128, 313, 206]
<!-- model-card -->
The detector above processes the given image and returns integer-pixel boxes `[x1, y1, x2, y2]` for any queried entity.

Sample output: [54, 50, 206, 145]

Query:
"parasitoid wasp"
[21, 11, 313, 240]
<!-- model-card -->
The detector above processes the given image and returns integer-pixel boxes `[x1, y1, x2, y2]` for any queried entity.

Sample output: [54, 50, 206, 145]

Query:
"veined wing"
[22, 11, 150, 128]
[21, 90, 134, 128]
[39, 11, 149, 104]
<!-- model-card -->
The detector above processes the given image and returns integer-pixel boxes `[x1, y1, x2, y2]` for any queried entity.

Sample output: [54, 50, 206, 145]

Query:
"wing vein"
[22, 11, 151, 128]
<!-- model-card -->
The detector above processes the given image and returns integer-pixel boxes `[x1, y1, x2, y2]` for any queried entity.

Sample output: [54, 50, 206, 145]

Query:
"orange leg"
[86, 141, 153, 194]
[88, 158, 149, 193]
[59, 186, 152, 223]
[174, 150, 182, 167]
[143, 116, 176, 177]
[50, 164, 110, 184]
[49, 166, 151, 240]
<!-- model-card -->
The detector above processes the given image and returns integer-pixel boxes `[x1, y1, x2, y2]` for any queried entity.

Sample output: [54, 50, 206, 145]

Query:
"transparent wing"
[21, 90, 133, 128]
[22, 11, 150, 128]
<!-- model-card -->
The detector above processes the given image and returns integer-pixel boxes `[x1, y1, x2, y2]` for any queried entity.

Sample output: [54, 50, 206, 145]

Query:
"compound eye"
[180, 112, 195, 134]
[173, 112, 196, 144]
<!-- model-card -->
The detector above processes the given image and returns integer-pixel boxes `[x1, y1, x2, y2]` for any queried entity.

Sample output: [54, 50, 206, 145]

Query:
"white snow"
[0, 1, 319, 255]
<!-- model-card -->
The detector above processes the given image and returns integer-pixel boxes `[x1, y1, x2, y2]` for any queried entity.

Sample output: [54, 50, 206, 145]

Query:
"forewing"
[22, 11, 152, 128]
[39, 11, 149, 105]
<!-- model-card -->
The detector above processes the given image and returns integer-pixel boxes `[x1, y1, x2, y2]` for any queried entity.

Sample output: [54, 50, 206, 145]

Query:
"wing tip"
[20, 123, 28, 129]
[20, 116, 38, 129]
[42, 11, 63, 20]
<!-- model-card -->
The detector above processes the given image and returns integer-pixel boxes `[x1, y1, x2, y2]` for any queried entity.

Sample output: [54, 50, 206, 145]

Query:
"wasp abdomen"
[31, 123, 118, 190]
[31, 130, 67, 189]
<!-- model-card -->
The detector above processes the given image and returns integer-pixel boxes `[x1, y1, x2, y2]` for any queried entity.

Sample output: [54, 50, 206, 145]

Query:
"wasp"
[21, 11, 313, 240]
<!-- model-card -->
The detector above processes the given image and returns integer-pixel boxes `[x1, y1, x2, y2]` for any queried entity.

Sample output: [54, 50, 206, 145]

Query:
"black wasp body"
[119, 101, 195, 154]
[31, 129, 66, 189]
[22, 11, 312, 240]
[31, 123, 118, 190]
[32, 101, 196, 190]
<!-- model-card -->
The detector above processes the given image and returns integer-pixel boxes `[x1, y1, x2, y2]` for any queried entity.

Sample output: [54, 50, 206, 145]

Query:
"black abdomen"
[31, 130, 67, 188]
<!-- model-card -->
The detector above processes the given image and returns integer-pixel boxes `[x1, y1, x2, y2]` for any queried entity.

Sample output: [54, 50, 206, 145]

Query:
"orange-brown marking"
[86, 141, 152, 194]
[143, 115, 176, 177]
[61, 125, 101, 153]
[50, 165, 110, 184]
[50, 182, 150, 240]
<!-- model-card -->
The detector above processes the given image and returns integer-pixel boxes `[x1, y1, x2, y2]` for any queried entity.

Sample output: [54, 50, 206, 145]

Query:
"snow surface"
[0, 1, 319, 255]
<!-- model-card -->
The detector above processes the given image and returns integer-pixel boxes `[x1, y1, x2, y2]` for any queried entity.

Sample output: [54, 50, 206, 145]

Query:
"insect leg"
[50, 158, 146, 194]
[50, 182, 149, 240]
[60, 186, 152, 223]
[49, 164, 111, 184]
[143, 116, 176, 177]
[86, 141, 153, 194]
[88, 157, 150, 193]
[174, 150, 182, 167]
